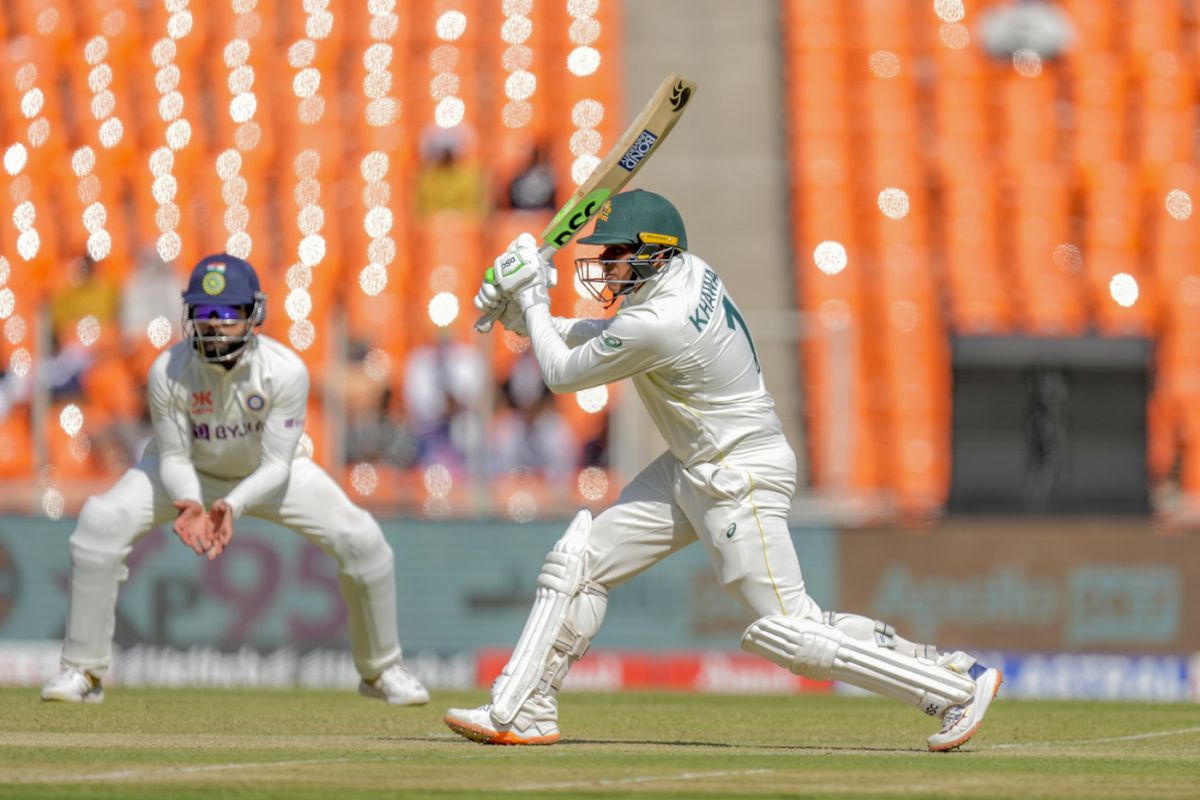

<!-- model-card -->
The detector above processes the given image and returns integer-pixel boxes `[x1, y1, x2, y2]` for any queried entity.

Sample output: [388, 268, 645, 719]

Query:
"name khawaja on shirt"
[688, 268, 722, 333]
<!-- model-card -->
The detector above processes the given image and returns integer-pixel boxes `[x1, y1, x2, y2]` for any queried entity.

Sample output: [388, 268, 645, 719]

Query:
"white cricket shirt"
[146, 334, 309, 516]
[526, 252, 786, 468]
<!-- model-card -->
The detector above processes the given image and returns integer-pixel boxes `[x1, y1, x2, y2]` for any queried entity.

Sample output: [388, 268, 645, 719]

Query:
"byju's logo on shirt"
[191, 391, 213, 415]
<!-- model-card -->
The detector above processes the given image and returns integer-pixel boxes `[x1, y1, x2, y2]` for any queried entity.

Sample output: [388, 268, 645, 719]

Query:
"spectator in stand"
[414, 125, 487, 217]
[505, 142, 557, 212]
[51, 255, 119, 336]
[489, 352, 577, 490]
[402, 335, 485, 477]
[120, 249, 182, 346]
[978, 0, 1075, 62]
[343, 340, 417, 469]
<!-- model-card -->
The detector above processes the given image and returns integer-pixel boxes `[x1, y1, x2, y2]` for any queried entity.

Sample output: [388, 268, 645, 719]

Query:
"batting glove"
[473, 281, 527, 336]
[491, 232, 550, 311]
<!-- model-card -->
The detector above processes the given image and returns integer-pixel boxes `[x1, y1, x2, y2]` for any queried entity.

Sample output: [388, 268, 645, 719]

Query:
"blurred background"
[0, 0, 1197, 702]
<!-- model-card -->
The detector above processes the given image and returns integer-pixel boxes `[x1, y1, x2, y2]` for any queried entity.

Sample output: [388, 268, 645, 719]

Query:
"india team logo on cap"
[201, 269, 226, 295]
[246, 394, 266, 411]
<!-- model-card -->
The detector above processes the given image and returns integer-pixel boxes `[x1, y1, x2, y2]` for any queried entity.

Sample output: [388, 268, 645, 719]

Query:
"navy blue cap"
[183, 253, 262, 305]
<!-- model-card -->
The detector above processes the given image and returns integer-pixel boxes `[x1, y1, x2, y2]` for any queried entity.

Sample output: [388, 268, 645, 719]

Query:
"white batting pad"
[491, 509, 593, 724]
[741, 615, 975, 717]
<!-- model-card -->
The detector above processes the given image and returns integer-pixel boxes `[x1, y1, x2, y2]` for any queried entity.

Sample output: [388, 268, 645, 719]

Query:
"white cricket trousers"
[60, 454, 402, 680]
[589, 440, 823, 622]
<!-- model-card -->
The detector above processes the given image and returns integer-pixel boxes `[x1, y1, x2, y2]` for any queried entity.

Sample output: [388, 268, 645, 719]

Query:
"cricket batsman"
[446, 190, 1001, 751]
[41, 253, 429, 707]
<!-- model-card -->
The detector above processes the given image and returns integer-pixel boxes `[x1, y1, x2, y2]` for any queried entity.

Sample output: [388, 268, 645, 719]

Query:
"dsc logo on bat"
[618, 130, 659, 171]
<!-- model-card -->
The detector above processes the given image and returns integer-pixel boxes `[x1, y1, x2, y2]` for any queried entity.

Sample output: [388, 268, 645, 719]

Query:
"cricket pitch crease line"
[12, 756, 354, 784]
[507, 768, 775, 791]
[6, 749, 554, 785]
[989, 725, 1200, 750]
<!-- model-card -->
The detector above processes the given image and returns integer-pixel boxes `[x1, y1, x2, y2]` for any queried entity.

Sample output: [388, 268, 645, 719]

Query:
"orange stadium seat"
[1059, 0, 1117, 54]
[1137, 74, 1191, 183]
[783, 0, 842, 54]
[1126, 0, 1179, 75]
[0, 407, 34, 479]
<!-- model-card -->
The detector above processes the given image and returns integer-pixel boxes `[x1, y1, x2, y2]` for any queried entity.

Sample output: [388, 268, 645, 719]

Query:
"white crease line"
[508, 768, 775, 791]
[11, 757, 351, 784]
[990, 726, 1200, 750]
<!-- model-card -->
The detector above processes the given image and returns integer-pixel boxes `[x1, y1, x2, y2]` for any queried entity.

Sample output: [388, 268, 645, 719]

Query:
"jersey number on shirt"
[723, 296, 761, 373]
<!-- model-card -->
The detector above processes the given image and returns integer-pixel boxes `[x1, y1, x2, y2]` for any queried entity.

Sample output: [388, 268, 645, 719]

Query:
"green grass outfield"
[1, 688, 1198, 799]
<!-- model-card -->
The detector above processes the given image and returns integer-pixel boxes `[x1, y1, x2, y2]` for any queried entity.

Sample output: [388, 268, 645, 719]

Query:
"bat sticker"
[618, 130, 659, 171]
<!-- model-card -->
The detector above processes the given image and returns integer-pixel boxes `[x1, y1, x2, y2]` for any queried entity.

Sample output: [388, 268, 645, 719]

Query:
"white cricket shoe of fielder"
[41, 666, 104, 704]
[927, 661, 1003, 752]
[444, 697, 561, 746]
[358, 662, 430, 706]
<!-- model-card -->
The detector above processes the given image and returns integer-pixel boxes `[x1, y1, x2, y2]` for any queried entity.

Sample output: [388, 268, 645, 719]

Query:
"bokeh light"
[351, 462, 379, 496]
[1053, 243, 1083, 274]
[424, 463, 452, 498]
[1166, 189, 1193, 221]
[148, 316, 173, 348]
[869, 50, 901, 79]
[1109, 273, 1139, 307]
[934, 0, 965, 23]
[507, 491, 537, 523]
[1013, 48, 1043, 78]
[877, 187, 911, 219]
[60, 404, 84, 437]
[813, 241, 848, 275]
[428, 292, 460, 326]
[436, 11, 467, 41]
[576, 385, 609, 414]
[4, 144, 28, 176]
[288, 319, 316, 350]
[10, 347, 31, 377]
[577, 466, 608, 502]
[567, 47, 601, 76]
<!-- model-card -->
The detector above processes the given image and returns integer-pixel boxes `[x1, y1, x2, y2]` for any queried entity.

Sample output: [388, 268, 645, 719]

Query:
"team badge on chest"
[246, 393, 266, 412]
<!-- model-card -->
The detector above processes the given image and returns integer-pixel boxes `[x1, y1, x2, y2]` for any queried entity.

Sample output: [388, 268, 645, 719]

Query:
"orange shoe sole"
[928, 669, 1004, 753]
[443, 715, 561, 746]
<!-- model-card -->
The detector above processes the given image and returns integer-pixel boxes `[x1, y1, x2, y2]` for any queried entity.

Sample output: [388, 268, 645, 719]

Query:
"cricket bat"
[476, 73, 698, 332]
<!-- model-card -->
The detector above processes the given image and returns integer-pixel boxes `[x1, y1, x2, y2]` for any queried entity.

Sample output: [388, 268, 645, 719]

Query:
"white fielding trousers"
[61, 455, 402, 679]
[588, 443, 822, 622]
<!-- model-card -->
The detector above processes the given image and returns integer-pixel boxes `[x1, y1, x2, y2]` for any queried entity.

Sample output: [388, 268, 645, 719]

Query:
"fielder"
[41, 253, 429, 707]
[446, 190, 1001, 751]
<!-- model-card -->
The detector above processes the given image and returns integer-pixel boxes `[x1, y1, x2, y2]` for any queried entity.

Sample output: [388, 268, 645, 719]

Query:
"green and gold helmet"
[576, 190, 687, 305]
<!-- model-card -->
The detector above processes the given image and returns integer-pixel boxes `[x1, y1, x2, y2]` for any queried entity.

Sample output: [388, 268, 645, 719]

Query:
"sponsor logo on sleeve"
[602, 333, 623, 349]
[618, 130, 658, 171]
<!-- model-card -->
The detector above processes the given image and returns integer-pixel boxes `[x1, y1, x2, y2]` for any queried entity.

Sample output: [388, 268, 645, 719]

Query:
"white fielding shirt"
[525, 253, 785, 468]
[146, 335, 309, 517]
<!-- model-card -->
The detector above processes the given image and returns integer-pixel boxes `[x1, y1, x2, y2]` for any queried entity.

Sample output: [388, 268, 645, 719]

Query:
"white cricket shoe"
[358, 662, 430, 706]
[41, 667, 104, 704]
[444, 696, 561, 745]
[927, 662, 1003, 752]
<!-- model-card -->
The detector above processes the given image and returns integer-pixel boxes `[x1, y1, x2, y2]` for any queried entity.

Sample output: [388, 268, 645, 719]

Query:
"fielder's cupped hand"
[172, 499, 212, 556]
[492, 232, 549, 311]
[206, 499, 235, 561]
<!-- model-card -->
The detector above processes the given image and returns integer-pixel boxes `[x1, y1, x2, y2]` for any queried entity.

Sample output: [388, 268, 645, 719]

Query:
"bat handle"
[474, 311, 498, 334]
